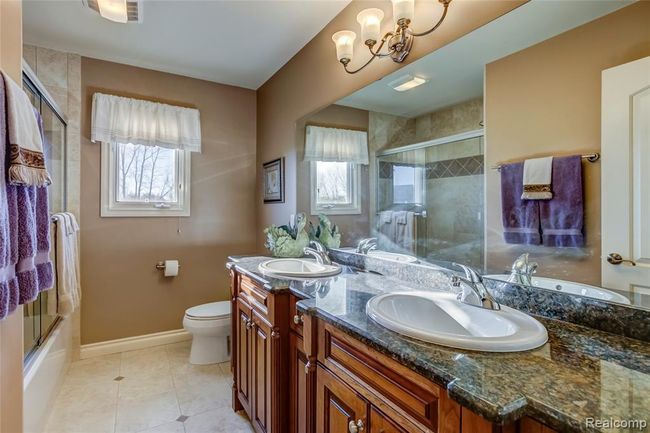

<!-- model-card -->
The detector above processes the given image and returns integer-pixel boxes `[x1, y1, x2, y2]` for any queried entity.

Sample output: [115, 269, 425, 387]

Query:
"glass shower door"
[22, 74, 66, 361]
[423, 136, 484, 268]
[375, 133, 485, 268]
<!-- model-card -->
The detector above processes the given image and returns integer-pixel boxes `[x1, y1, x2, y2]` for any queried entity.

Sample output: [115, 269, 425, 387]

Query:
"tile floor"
[44, 341, 254, 433]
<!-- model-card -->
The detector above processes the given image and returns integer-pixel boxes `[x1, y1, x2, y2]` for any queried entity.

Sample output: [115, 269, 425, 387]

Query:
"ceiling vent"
[82, 0, 142, 23]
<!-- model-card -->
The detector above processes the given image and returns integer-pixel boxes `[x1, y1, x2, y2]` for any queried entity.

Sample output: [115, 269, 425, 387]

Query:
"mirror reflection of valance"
[304, 125, 368, 164]
[91, 93, 202, 153]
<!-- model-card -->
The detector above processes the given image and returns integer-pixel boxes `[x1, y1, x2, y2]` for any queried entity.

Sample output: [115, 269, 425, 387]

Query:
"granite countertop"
[227, 256, 650, 433]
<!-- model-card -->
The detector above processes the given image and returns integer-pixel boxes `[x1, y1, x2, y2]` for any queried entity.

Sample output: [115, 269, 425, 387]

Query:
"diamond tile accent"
[114, 376, 125, 381]
[176, 415, 189, 423]
[426, 155, 484, 179]
[378, 161, 394, 179]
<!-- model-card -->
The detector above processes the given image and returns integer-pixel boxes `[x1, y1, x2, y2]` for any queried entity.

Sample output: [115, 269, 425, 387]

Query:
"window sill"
[100, 207, 190, 218]
[311, 207, 361, 216]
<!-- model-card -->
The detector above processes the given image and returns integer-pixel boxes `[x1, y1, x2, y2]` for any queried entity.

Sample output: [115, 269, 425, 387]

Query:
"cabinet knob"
[348, 419, 364, 433]
[607, 253, 636, 266]
[293, 315, 303, 325]
[246, 319, 253, 330]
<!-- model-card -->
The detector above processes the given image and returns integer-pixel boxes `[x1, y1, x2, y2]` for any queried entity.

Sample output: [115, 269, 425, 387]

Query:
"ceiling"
[337, 0, 632, 118]
[23, 0, 351, 89]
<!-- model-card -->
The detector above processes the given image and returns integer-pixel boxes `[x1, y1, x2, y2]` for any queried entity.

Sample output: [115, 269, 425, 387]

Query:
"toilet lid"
[185, 301, 230, 319]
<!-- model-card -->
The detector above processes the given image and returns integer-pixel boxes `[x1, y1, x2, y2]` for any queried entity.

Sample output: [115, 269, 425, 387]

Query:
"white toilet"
[183, 301, 231, 365]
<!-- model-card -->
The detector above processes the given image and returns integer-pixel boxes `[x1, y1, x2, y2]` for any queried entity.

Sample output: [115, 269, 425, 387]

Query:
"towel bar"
[491, 153, 600, 171]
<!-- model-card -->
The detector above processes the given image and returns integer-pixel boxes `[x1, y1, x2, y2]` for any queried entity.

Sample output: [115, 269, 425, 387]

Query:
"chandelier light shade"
[332, 31, 357, 62]
[332, 0, 452, 74]
[392, 0, 415, 26]
[356, 8, 384, 45]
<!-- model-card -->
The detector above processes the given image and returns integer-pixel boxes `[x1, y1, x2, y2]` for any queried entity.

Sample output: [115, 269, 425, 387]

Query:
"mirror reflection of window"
[305, 125, 368, 215]
[392, 165, 424, 205]
[311, 161, 360, 214]
[315, 161, 353, 205]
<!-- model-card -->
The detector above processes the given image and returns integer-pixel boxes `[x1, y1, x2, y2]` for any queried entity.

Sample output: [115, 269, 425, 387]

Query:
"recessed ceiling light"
[388, 74, 429, 92]
[83, 0, 142, 23]
[97, 0, 127, 23]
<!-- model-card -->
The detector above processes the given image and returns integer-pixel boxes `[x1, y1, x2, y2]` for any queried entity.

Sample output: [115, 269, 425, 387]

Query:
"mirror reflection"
[296, 0, 650, 310]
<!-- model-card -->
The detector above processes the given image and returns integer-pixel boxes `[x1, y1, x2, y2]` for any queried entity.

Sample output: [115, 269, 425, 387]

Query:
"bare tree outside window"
[115, 142, 178, 203]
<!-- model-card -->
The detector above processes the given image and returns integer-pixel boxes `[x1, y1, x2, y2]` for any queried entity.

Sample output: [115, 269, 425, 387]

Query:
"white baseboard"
[80, 329, 191, 359]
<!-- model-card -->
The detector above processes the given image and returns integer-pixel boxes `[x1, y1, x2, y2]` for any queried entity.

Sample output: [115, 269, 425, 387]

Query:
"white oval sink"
[259, 258, 341, 278]
[366, 291, 548, 352]
[484, 275, 631, 305]
[368, 250, 418, 263]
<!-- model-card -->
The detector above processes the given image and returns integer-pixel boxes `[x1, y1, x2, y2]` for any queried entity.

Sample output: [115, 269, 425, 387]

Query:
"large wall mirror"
[295, 0, 650, 310]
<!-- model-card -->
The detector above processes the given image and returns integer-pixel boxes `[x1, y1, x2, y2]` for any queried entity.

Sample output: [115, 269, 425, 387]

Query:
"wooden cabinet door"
[251, 312, 273, 433]
[316, 366, 368, 433]
[290, 332, 314, 433]
[368, 407, 410, 433]
[236, 296, 253, 417]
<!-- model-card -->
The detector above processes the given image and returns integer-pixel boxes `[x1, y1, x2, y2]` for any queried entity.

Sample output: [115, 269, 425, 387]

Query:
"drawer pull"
[293, 315, 303, 325]
[348, 419, 364, 433]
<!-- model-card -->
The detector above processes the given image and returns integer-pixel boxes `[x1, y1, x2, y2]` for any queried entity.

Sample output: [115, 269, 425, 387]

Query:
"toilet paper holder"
[155, 261, 181, 271]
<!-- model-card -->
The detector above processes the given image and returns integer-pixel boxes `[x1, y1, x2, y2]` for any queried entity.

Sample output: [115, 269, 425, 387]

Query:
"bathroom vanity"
[227, 256, 650, 433]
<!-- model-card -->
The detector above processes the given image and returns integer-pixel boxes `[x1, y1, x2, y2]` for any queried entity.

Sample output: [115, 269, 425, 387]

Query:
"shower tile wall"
[415, 97, 483, 142]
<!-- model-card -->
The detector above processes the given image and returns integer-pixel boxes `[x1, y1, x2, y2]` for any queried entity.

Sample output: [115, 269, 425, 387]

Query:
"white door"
[601, 56, 650, 302]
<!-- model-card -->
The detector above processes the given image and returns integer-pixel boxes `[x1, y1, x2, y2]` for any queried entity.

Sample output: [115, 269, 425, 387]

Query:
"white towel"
[394, 211, 416, 252]
[48, 212, 81, 317]
[1, 71, 51, 186]
[376, 211, 416, 253]
[379, 210, 393, 224]
[521, 156, 553, 200]
[394, 211, 408, 225]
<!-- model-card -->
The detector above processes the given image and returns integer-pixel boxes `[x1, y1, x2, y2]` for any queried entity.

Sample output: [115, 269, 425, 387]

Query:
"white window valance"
[304, 125, 368, 164]
[91, 93, 202, 153]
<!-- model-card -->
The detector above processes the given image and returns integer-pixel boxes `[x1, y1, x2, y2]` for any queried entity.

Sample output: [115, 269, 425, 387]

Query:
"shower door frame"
[22, 60, 68, 364]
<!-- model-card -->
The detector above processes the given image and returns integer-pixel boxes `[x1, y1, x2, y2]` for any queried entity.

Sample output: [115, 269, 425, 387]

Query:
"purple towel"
[539, 155, 584, 247]
[500, 162, 541, 245]
[0, 75, 53, 320]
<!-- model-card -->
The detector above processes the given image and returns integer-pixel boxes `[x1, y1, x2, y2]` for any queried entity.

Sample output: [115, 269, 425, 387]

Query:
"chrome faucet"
[450, 264, 501, 310]
[507, 253, 538, 286]
[356, 238, 377, 254]
[303, 241, 332, 265]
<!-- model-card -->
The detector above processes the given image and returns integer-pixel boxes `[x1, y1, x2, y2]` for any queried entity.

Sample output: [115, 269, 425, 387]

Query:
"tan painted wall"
[0, 1, 24, 431]
[485, 2, 650, 285]
[80, 58, 256, 344]
[256, 0, 526, 250]
[296, 104, 370, 247]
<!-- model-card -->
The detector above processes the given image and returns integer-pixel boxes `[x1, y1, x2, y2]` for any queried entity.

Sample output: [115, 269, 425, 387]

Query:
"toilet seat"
[185, 301, 230, 321]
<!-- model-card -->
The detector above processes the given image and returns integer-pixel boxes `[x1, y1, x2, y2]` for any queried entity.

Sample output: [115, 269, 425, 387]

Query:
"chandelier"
[332, 0, 452, 74]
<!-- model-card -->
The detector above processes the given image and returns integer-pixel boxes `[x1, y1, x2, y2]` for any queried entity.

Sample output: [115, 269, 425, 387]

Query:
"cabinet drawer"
[289, 294, 304, 336]
[239, 276, 270, 318]
[318, 323, 441, 431]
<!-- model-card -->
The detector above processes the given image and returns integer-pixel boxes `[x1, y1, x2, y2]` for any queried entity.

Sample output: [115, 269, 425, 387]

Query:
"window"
[393, 164, 424, 204]
[310, 161, 360, 215]
[101, 142, 191, 217]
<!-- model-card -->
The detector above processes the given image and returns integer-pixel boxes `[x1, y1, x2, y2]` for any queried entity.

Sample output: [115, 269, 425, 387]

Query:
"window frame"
[100, 141, 191, 217]
[392, 164, 425, 206]
[310, 161, 361, 216]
